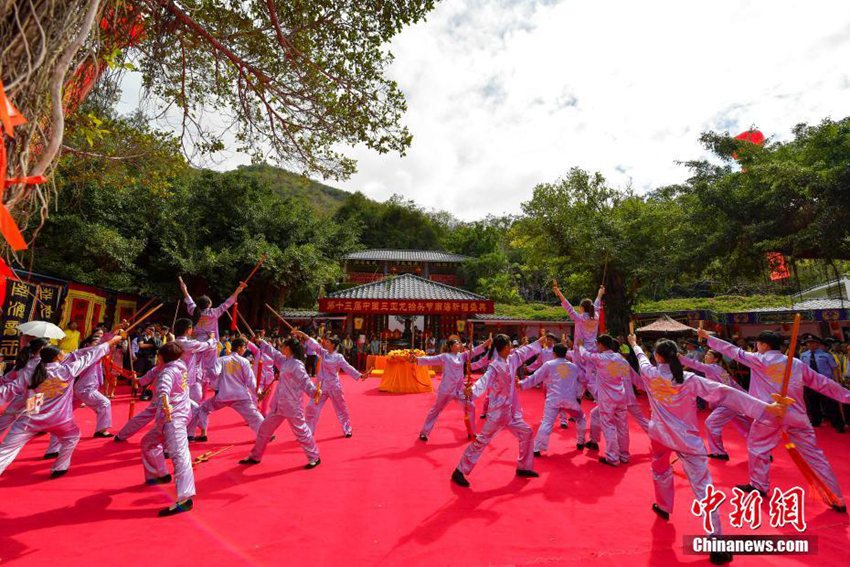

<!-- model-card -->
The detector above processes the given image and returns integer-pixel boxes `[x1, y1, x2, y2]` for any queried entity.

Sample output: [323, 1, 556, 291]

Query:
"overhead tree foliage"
[680, 118, 850, 277]
[1, 0, 436, 252]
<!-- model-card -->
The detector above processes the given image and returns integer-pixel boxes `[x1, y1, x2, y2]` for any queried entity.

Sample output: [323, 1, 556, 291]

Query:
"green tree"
[3, 0, 436, 237]
[33, 110, 358, 319]
[516, 168, 692, 334]
[681, 119, 850, 280]
[333, 192, 446, 249]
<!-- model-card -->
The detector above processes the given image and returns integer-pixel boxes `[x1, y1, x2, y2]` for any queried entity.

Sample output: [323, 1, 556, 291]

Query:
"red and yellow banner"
[319, 298, 494, 315]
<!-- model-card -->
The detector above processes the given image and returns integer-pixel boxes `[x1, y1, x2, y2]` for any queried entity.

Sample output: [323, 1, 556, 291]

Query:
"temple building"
[342, 249, 469, 287]
[278, 249, 574, 344]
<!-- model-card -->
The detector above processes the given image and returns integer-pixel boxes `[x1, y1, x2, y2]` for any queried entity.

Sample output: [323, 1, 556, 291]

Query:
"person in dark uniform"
[135, 326, 162, 400]
[800, 335, 845, 432]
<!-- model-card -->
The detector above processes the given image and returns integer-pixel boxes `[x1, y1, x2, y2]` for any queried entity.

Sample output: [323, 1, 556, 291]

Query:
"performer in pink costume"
[0, 336, 121, 478]
[680, 351, 752, 460]
[703, 327, 850, 511]
[240, 337, 321, 468]
[452, 335, 544, 488]
[412, 337, 490, 441]
[629, 335, 793, 566]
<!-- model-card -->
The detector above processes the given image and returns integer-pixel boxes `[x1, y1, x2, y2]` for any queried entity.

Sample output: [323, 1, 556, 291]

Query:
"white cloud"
[119, 0, 850, 220]
[332, 0, 850, 218]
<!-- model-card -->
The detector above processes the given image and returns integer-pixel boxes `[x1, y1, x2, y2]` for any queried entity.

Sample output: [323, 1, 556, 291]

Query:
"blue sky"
[119, 0, 850, 220]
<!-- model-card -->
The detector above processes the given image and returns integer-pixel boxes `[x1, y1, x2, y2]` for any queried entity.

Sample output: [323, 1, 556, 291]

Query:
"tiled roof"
[329, 273, 485, 301]
[747, 299, 849, 313]
[280, 310, 344, 319]
[471, 314, 570, 322]
[344, 249, 469, 263]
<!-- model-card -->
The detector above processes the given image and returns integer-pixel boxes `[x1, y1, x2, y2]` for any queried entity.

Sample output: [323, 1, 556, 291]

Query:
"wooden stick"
[224, 308, 254, 339]
[779, 314, 801, 398]
[264, 303, 293, 330]
[237, 309, 255, 337]
[629, 320, 635, 335]
[128, 298, 156, 323]
[602, 256, 609, 286]
[123, 303, 164, 336]
[171, 293, 181, 329]
[127, 334, 137, 400]
[243, 254, 267, 285]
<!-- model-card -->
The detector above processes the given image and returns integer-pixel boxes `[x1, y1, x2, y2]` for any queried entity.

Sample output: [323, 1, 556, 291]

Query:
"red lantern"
[734, 130, 765, 146]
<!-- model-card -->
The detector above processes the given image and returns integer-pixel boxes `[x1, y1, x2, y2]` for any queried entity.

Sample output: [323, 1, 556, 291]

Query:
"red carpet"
[2, 374, 849, 566]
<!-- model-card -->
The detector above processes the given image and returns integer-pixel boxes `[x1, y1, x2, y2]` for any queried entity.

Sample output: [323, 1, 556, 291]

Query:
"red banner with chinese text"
[319, 298, 494, 315]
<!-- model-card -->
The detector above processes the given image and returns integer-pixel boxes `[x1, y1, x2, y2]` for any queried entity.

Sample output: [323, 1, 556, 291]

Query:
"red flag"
[766, 252, 790, 281]
[230, 302, 238, 331]
[598, 302, 606, 334]
[0, 256, 17, 302]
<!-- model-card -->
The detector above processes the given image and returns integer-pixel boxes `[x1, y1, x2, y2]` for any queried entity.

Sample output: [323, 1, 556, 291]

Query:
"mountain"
[234, 163, 352, 215]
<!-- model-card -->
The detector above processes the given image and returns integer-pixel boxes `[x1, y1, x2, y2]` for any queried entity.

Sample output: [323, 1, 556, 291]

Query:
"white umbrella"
[17, 321, 66, 340]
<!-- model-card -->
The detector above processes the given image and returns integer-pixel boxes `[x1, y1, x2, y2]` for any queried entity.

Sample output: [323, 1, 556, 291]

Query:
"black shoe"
[577, 443, 585, 450]
[187, 435, 195, 441]
[193, 435, 208, 442]
[736, 483, 767, 498]
[145, 474, 172, 485]
[709, 551, 733, 565]
[480, 414, 487, 420]
[344, 433, 352, 438]
[419, 434, 428, 442]
[708, 453, 730, 461]
[158, 499, 193, 517]
[598, 457, 618, 467]
[837, 426, 846, 434]
[831, 503, 848, 513]
[113, 436, 126, 443]
[93, 431, 114, 438]
[451, 468, 470, 487]
[569, 417, 576, 422]
[769, 455, 773, 462]
[43, 452, 59, 460]
[238, 457, 260, 465]
[533, 451, 542, 457]
[652, 503, 669, 521]
[305, 458, 321, 469]
[585, 441, 599, 451]
[516, 469, 539, 478]
[49, 469, 68, 479]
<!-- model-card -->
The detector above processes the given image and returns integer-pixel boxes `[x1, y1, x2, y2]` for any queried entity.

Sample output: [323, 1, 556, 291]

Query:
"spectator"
[800, 335, 845, 432]
[355, 335, 368, 370]
[342, 334, 354, 362]
[684, 338, 704, 362]
[58, 321, 81, 353]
